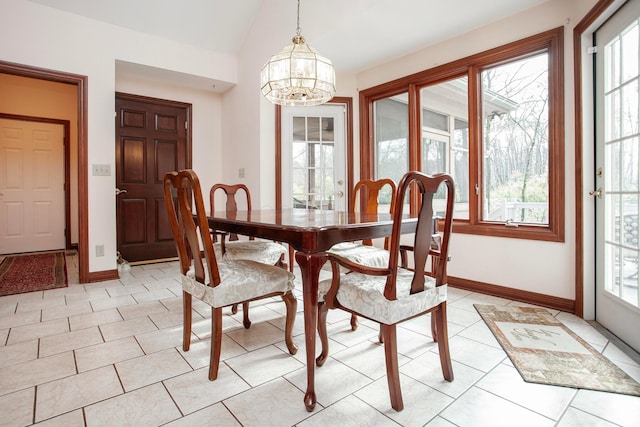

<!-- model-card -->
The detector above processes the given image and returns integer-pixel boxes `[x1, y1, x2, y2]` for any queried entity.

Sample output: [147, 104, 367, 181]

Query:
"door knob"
[115, 188, 128, 195]
[335, 191, 344, 198]
[589, 188, 602, 199]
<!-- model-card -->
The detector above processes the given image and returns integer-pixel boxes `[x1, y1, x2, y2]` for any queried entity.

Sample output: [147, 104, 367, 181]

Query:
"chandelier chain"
[296, 0, 301, 37]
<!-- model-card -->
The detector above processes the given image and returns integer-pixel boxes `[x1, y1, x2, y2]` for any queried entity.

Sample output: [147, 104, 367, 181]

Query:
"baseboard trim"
[87, 269, 119, 283]
[449, 276, 576, 314]
[129, 257, 179, 266]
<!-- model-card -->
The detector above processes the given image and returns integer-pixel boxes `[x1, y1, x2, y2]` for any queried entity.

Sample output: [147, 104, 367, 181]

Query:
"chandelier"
[260, 0, 336, 106]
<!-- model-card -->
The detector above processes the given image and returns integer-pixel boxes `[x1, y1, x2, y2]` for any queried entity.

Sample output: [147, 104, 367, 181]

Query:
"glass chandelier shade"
[260, 1, 336, 106]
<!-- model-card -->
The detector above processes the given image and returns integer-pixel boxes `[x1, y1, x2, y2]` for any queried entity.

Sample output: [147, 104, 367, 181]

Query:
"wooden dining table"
[206, 208, 417, 411]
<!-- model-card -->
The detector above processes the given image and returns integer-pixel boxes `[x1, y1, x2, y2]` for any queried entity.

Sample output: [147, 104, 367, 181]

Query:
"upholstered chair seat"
[326, 242, 390, 269]
[318, 268, 446, 324]
[213, 240, 287, 266]
[183, 259, 294, 308]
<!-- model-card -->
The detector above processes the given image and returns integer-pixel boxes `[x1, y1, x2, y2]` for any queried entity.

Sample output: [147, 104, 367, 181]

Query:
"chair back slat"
[164, 170, 221, 287]
[210, 183, 252, 242]
[410, 191, 434, 294]
[352, 178, 396, 248]
[385, 172, 454, 300]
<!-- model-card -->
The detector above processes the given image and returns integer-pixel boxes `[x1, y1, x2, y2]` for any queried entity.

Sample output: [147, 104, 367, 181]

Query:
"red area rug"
[0, 251, 68, 296]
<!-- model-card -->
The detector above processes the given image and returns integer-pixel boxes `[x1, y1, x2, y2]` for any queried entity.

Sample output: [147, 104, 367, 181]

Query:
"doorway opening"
[0, 61, 89, 283]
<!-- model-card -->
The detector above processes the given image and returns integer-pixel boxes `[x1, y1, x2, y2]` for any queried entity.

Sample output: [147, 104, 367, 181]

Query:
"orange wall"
[0, 73, 79, 245]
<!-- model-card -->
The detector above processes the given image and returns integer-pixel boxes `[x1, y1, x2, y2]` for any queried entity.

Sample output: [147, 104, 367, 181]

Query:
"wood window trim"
[572, 0, 618, 318]
[0, 60, 90, 283]
[360, 27, 565, 242]
[275, 97, 354, 210]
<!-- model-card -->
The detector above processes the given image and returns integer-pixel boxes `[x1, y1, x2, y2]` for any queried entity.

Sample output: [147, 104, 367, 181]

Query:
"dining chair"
[163, 170, 298, 381]
[326, 178, 397, 331]
[317, 171, 455, 411]
[210, 183, 289, 323]
[210, 183, 287, 266]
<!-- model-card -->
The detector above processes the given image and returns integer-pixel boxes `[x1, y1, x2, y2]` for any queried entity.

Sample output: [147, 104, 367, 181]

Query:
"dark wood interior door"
[115, 94, 190, 262]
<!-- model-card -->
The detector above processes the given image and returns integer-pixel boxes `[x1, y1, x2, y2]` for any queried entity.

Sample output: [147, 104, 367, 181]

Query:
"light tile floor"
[1, 252, 640, 426]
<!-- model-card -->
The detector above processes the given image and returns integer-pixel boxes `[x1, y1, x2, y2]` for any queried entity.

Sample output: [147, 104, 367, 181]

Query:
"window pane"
[374, 95, 409, 186]
[292, 168, 307, 197]
[422, 137, 446, 173]
[424, 109, 448, 131]
[453, 119, 470, 211]
[622, 79, 639, 137]
[481, 53, 549, 224]
[293, 116, 305, 141]
[420, 77, 469, 219]
[322, 117, 334, 141]
[292, 142, 306, 168]
[307, 117, 320, 141]
[622, 22, 639, 84]
[622, 137, 639, 192]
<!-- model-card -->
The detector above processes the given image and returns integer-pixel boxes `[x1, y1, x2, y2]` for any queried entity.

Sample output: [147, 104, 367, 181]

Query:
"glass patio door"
[595, 0, 640, 353]
[281, 105, 346, 211]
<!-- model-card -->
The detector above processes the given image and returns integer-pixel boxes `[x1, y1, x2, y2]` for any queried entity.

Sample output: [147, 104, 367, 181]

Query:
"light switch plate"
[92, 164, 111, 176]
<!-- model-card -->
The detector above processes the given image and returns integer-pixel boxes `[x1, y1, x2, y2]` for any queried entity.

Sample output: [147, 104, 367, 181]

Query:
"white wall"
[0, 0, 236, 273]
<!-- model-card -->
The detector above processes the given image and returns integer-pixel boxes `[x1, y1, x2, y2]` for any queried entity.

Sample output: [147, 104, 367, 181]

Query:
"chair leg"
[231, 303, 239, 314]
[282, 292, 298, 355]
[242, 302, 251, 329]
[183, 291, 192, 351]
[434, 303, 454, 382]
[288, 245, 295, 273]
[378, 324, 384, 343]
[316, 302, 329, 366]
[431, 313, 438, 342]
[209, 307, 223, 381]
[382, 323, 404, 411]
[350, 313, 359, 331]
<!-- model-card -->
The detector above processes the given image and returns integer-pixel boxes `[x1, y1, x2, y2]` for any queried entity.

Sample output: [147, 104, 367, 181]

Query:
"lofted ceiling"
[27, 0, 551, 90]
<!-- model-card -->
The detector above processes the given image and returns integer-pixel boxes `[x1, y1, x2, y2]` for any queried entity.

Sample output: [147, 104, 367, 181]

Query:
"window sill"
[450, 221, 564, 242]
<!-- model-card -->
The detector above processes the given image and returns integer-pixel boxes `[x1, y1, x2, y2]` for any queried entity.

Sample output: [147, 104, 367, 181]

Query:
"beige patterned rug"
[474, 304, 640, 396]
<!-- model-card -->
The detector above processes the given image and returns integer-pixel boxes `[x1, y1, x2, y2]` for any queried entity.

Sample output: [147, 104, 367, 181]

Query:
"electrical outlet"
[239, 168, 245, 178]
[96, 244, 104, 257]
[92, 164, 111, 176]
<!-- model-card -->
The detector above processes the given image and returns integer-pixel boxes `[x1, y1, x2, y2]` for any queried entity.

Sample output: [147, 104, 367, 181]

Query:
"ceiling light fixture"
[260, 0, 336, 106]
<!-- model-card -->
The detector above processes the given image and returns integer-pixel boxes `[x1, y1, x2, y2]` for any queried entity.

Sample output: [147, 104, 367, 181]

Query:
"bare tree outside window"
[482, 53, 550, 224]
[361, 27, 563, 241]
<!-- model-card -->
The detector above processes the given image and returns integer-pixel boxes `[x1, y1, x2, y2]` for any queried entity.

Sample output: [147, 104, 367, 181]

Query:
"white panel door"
[281, 105, 347, 211]
[0, 119, 65, 254]
[595, 0, 640, 353]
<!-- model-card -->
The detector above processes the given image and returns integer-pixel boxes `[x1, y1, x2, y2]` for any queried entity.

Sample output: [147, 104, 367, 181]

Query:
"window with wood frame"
[360, 27, 564, 241]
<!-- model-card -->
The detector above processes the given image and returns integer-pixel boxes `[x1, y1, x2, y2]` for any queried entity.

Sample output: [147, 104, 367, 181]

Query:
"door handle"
[589, 188, 602, 199]
[115, 188, 128, 195]
[335, 191, 344, 198]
